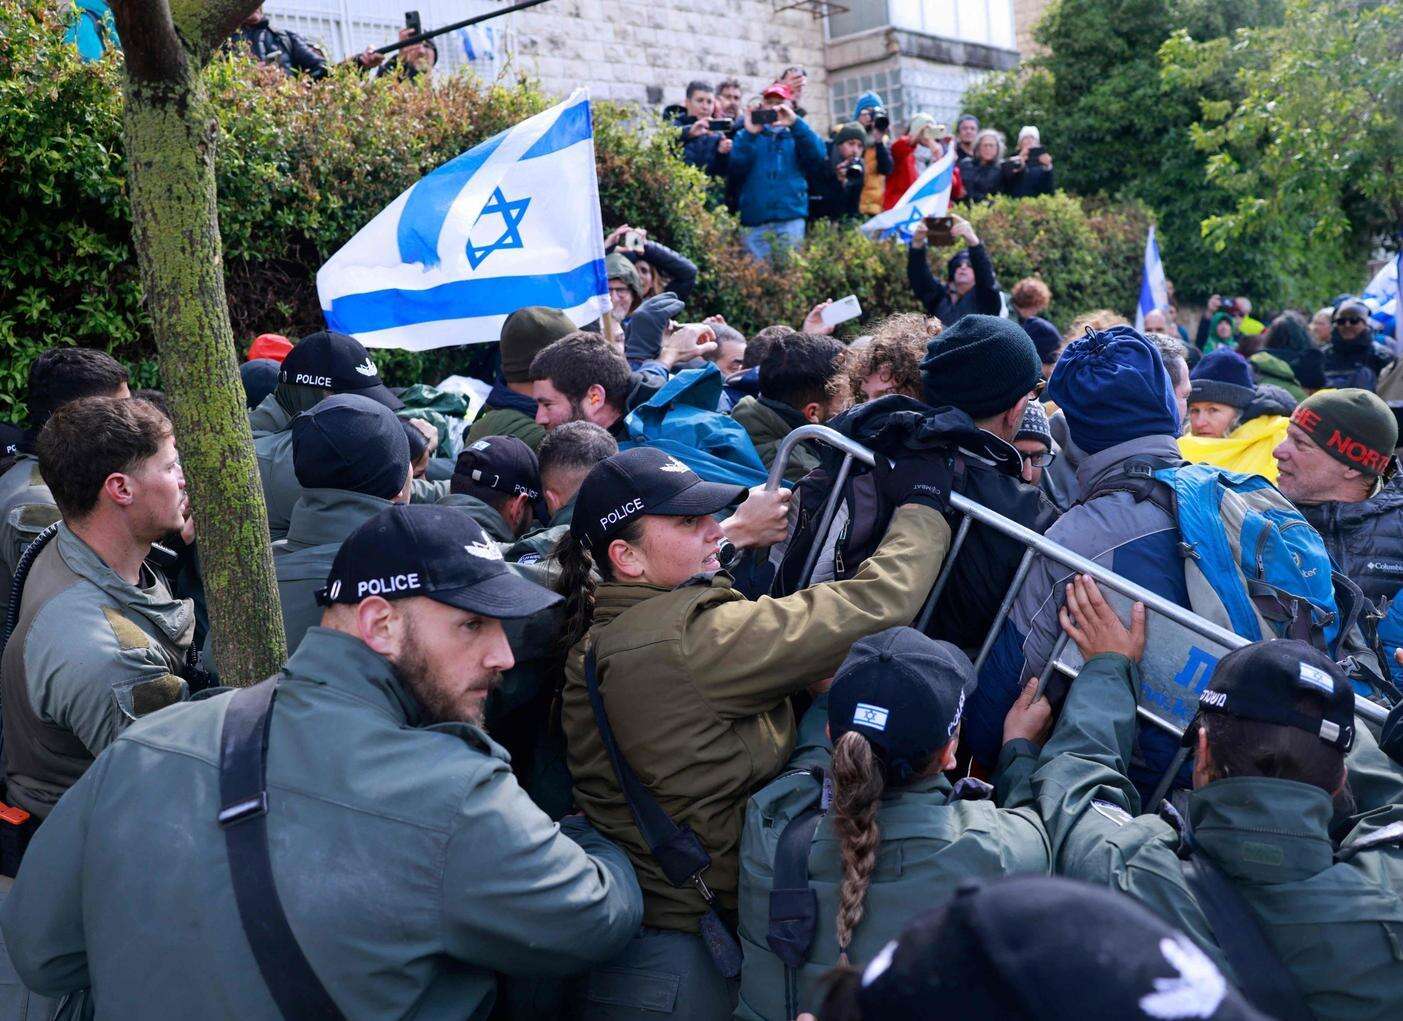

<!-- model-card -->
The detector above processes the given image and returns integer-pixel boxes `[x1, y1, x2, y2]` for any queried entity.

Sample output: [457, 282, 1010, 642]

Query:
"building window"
[830, 68, 904, 127]
[827, 0, 890, 40]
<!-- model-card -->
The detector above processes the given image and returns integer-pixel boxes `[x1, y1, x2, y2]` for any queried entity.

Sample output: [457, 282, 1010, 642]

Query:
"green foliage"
[2, 0, 1150, 418]
[962, 0, 1322, 306]
[1163, 0, 1402, 303]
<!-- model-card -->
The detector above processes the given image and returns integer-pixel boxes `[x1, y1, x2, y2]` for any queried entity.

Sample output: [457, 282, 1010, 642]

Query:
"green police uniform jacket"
[273, 488, 397, 655]
[0, 453, 58, 621]
[466, 405, 546, 451]
[562, 504, 952, 933]
[0, 523, 192, 819]
[1032, 653, 1403, 1021]
[0, 627, 643, 1018]
[730, 396, 821, 484]
[435, 492, 516, 543]
[736, 699, 1051, 1020]
[505, 499, 575, 565]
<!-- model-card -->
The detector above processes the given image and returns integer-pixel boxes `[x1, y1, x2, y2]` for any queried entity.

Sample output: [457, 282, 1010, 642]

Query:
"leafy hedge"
[1, 0, 1148, 419]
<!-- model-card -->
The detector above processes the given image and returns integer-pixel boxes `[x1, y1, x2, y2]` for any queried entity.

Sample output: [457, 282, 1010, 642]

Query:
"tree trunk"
[110, 0, 285, 685]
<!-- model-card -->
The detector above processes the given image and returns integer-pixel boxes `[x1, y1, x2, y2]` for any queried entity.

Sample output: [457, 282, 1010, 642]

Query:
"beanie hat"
[1290, 389, 1397, 476]
[945, 249, 972, 281]
[605, 252, 643, 303]
[921, 314, 1041, 420]
[1189, 349, 1255, 409]
[1047, 326, 1179, 454]
[500, 306, 575, 384]
[1015, 400, 1053, 447]
[832, 122, 866, 148]
[1021, 317, 1062, 365]
[240, 358, 280, 410]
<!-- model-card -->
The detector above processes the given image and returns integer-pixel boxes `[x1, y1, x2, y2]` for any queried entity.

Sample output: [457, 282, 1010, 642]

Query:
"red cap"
[247, 333, 294, 363]
[761, 82, 793, 101]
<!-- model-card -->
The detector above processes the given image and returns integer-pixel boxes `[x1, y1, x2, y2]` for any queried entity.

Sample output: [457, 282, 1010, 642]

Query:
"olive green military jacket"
[436, 492, 515, 543]
[736, 698, 1051, 1020]
[273, 488, 396, 654]
[0, 523, 192, 819]
[466, 406, 545, 451]
[730, 396, 820, 484]
[1032, 653, 1403, 1021]
[562, 503, 952, 932]
[505, 500, 575, 565]
[1, 627, 643, 1019]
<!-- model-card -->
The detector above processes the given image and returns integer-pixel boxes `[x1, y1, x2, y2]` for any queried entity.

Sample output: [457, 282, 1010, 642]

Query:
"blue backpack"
[1153, 464, 1341, 653]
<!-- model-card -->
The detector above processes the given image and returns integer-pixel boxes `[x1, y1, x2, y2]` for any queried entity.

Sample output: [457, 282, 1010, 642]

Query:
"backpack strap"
[766, 767, 829, 1019]
[1177, 851, 1315, 1021]
[1076, 458, 1179, 521]
[583, 648, 742, 978]
[218, 678, 346, 1020]
[1335, 820, 1403, 862]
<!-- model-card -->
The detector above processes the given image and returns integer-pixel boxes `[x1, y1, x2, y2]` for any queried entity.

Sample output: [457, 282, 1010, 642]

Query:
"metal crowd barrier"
[766, 424, 1391, 736]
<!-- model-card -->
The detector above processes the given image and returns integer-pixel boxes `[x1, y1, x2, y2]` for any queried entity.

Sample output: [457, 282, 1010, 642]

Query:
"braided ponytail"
[831, 729, 885, 965]
[552, 533, 599, 656]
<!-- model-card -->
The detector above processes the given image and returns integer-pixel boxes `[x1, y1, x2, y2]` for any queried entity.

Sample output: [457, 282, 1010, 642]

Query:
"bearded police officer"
[441, 435, 544, 542]
[2, 504, 643, 1018]
[249, 331, 407, 541]
[1016, 575, 1403, 1021]
[275, 394, 414, 654]
[1, 397, 194, 869]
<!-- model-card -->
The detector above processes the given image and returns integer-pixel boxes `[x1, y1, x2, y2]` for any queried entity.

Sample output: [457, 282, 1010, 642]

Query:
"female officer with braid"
[554, 446, 956, 1019]
[735, 627, 1053, 1020]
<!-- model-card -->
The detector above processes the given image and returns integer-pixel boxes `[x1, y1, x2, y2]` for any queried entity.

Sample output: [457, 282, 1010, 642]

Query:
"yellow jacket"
[1178, 414, 1290, 482]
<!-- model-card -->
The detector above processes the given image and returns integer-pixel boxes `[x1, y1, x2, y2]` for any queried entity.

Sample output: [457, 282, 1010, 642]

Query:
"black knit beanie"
[921, 314, 1041, 419]
[1290, 389, 1397, 476]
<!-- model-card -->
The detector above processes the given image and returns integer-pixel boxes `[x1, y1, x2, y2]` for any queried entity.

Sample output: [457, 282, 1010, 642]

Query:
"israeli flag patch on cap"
[853, 703, 889, 731]
[1298, 662, 1335, 695]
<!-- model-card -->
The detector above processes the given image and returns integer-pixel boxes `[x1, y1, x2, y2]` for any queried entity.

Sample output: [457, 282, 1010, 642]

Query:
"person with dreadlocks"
[554, 447, 957, 1018]
[733, 627, 1052, 1020]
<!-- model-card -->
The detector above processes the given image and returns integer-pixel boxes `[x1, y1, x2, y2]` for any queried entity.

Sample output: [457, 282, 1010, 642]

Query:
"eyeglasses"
[1335, 316, 1364, 326]
[1020, 449, 1057, 469]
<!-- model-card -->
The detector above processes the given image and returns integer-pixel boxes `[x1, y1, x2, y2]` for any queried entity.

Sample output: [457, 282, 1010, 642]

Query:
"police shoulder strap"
[1177, 851, 1314, 1021]
[582, 647, 742, 978]
[767, 767, 829, 1021]
[218, 678, 347, 1020]
[1336, 820, 1403, 862]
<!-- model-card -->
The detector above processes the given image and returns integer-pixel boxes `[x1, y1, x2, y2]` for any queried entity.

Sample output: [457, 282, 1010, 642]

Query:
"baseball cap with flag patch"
[571, 447, 746, 552]
[316, 504, 560, 618]
[278, 331, 404, 410]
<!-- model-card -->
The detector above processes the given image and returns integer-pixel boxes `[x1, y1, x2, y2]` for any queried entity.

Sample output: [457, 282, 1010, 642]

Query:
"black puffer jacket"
[230, 18, 328, 78]
[957, 157, 1003, 202]
[1298, 474, 1403, 610]
[1323, 330, 1394, 391]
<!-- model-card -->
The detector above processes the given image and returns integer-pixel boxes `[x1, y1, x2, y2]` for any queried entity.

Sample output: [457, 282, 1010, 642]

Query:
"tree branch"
[169, 0, 264, 65]
[107, 0, 186, 83]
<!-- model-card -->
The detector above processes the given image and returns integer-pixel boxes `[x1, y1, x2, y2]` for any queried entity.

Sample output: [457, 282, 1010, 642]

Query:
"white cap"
[1018, 125, 1040, 144]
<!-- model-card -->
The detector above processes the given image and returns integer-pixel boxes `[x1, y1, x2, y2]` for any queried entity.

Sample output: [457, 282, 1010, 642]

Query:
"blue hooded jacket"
[852, 91, 884, 120]
[728, 117, 827, 227]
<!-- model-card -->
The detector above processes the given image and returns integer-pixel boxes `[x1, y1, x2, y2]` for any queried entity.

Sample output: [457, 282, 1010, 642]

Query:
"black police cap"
[1183, 639, 1355, 752]
[278, 331, 404, 410]
[453, 436, 541, 501]
[828, 627, 976, 786]
[571, 447, 745, 551]
[855, 876, 1269, 1021]
[292, 394, 411, 500]
[316, 504, 560, 619]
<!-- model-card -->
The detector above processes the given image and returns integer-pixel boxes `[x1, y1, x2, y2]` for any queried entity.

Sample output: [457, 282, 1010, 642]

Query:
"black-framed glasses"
[1020, 449, 1057, 469]
[1335, 316, 1364, 326]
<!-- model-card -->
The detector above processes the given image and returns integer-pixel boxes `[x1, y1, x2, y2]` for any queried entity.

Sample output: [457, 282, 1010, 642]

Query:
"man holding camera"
[729, 83, 827, 261]
[907, 214, 1001, 325]
[674, 80, 732, 178]
[852, 91, 894, 216]
[808, 123, 867, 222]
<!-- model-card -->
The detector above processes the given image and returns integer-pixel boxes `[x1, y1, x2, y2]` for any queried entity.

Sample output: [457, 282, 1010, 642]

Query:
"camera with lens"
[873, 109, 889, 132]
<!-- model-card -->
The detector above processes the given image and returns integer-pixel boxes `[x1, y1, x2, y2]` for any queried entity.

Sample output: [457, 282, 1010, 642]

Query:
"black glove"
[624, 291, 684, 363]
[875, 453, 955, 512]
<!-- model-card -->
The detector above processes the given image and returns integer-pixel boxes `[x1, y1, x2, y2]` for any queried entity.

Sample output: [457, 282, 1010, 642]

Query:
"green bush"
[1, 0, 1150, 420]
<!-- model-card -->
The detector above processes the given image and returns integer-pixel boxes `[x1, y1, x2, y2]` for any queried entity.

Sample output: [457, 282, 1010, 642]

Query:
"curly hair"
[1010, 277, 1051, 317]
[847, 313, 938, 402]
[1065, 309, 1130, 340]
[831, 730, 885, 964]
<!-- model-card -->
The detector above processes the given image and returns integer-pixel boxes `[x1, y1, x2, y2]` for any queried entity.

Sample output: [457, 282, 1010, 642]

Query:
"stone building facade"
[265, 0, 1042, 135]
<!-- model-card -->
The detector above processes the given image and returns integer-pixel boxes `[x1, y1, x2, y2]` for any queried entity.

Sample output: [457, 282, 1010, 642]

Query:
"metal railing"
[766, 424, 1390, 729]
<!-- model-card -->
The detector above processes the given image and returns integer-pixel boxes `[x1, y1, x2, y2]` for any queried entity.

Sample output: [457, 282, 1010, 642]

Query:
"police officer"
[1, 504, 644, 1017]
[556, 447, 954, 1018]
[0, 347, 130, 618]
[736, 627, 1051, 1020]
[249, 331, 406, 541]
[1018, 574, 1403, 1020]
[441, 435, 543, 542]
[803, 875, 1269, 1021]
[1, 397, 192, 863]
[507, 421, 618, 564]
[275, 394, 413, 654]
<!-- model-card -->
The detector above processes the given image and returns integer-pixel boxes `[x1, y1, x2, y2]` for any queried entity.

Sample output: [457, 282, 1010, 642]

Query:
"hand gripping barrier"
[766, 424, 1390, 742]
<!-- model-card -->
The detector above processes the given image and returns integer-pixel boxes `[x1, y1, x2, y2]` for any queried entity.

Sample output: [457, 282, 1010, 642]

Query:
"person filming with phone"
[673, 80, 732, 178]
[906, 214, 1001, 325]
[1003, 125, 1054, 198]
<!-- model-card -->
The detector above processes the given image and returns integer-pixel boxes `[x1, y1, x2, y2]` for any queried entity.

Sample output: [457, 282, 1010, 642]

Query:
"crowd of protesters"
[3, 15, 1403, 1021]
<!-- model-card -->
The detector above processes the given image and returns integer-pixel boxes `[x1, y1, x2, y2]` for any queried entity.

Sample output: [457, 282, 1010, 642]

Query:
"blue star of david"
[896, 206, 926, 235]
[465, 188, 530, 270]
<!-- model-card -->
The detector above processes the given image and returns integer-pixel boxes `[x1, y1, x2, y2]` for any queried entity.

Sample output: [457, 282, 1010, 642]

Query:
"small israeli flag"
[859, 147, 957, 243]
[1361, 253, 1400, 354]
[1134, 225, 1169, 333]
[317, 89, 608, 351]
[852, 702, 890, 731]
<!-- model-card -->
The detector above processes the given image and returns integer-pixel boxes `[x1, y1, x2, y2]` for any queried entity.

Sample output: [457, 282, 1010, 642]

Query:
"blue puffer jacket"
[1300, 474, 1403, 687]
[969, 434, 1192, 800]
[728, 118, 827, 226]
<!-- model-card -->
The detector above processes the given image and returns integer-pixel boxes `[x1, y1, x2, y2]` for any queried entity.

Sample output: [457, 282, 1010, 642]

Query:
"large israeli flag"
[317, 90, 608, 351]
[1134, 225, 1169, 332]
[859, 147, 957, 242]
[1362, 253, 1400, 354]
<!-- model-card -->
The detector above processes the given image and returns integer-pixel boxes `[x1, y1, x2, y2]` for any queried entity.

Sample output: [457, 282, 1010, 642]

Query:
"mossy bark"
[110, 0, 285, 685]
